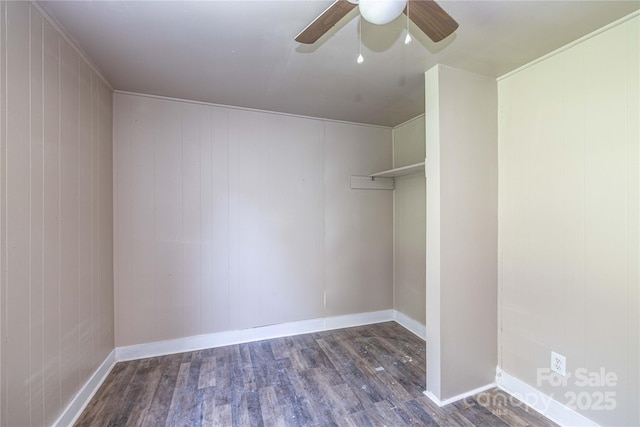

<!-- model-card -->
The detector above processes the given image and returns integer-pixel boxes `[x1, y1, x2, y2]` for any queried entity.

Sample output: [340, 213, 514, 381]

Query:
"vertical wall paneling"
[257, 114, 325, 326]
[155, 100, 184, 341]
[29, 8, 45, 427]
[208, 107, 230, 333]
[5, 3, 31, 425]
[59, 37, 80, 408]
[91, 67, 102, 371]
[182, 104, 201, 338]
[77, 60, 92, 386]
[112, 89, 129, 348]
[197, 105, 213, 335]
[498, 15, 639, 426]
[323, 122, 393, 317]
[392, 116, 426, 325]
[228, 109, 262, 330]
[98, 77, 113, 359]
[42, 18, 62, 425]
[113, 93, 393, 347]
[0, 2, 114, 425]
[393, 174, 426, 323]
[0, 2, 4, 425]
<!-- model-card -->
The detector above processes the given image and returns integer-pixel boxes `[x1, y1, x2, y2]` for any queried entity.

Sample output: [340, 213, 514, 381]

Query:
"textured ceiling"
[39, 0, 639, 127]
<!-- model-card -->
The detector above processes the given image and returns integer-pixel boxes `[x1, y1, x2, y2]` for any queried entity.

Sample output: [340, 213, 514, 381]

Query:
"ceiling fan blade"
[406, 0, 458, 43]
[295, 0, 357, 44]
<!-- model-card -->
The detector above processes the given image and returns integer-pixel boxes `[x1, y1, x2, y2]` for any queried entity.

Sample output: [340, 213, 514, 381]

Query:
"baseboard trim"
[393, 310, 426, 340]
[116, 309, 397, 362]
[423, 382, 496, 407]
[52, 349, 116, 427]
[496, 368, 599, 427]
[325, 309, 395, 331]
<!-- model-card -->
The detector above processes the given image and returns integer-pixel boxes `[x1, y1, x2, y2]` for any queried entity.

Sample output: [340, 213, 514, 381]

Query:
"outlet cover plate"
[551, 351, 566, 376]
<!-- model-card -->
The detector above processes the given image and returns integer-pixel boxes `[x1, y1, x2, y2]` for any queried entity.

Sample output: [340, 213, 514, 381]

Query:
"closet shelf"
[369, 161, 425, 178]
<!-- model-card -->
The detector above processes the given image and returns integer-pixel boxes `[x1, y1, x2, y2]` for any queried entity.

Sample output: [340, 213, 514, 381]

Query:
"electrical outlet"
[551, 351, 566, 376]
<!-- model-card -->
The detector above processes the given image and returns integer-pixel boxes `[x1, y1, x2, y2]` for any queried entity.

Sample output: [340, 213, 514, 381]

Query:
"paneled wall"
[498, 15, 639, 426]
[0, 2, 114, 426]
[114, 93, 393, 347]
[392, 116, 426, 325]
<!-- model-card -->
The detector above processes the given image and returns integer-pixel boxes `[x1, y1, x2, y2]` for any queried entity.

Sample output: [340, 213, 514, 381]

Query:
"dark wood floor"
[75, 322, 557, 426]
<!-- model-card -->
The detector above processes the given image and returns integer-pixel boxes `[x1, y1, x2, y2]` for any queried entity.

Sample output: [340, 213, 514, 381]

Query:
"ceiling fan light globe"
[359, 0, 408, 25]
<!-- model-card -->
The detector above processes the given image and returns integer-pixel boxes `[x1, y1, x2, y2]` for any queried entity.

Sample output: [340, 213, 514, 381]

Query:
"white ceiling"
[39, 0, 639, 127]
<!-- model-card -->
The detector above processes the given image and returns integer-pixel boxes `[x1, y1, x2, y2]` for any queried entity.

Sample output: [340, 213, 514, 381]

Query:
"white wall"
[113, 92, 393, 347]
[425, 65, 498, 401]
[498, 14, 639, 426]
[393, 116, 426, 325]
[393, 116, 426, 169]
[0, 2, 114, 425]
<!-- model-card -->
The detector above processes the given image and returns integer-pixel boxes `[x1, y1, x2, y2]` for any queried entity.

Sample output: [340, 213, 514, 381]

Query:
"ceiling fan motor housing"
[359, 0, 409, 25]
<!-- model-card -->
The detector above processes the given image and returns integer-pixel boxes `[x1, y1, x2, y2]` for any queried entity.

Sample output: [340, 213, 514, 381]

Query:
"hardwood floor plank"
[296, 368, 340, 426]
[350, 399, 410, 426]
[249, 340, 277, 364]
[75, 359, 140, 426]
[269, 336, 295, 360]
[410, 397, 467, 427]
[211, 403, 232, 426]
[316, 338, 390, 408]
[255, 359, 284, 390]
[373, 368, 415, 404]
[213, 360, 232, 407]
[484, 389, 559, 427]
[300, 346, 335, 370]
[197, 356, 217, 389]
[272, 358, 317, 426]
[404, 398, 442, 426]
[197, 385, 217, 426]
[241, 362, 258, 391]
[123, 358, 164, 427]
[458, 398, 510, 427]
[289, 348, 309, 372]
[326, 382, 365, 415]
[291, 368, 337, 426]
[291, 332, 320, 351]
[258, 385, 287, 427]
[246, 389, 264, 427]
[229, 364, 251, 426]
[141, 354, 182, 426]
[239, 343, 253, 366]
[165, 361, 198, 427]
[449, 411, 478, 427]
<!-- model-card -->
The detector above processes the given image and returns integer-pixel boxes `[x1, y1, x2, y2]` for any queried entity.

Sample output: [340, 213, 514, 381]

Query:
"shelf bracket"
[350, 175, 395, 190]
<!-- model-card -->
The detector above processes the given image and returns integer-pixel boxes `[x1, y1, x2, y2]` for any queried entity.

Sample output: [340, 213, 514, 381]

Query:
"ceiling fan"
[295, 0, 459, 44]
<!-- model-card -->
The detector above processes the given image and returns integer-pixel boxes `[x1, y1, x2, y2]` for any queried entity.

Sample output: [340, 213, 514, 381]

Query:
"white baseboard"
[116, 309, 397, 362]
[52, 349, 116, 427]
[496, 368, 599, 427]
[423, 382, 496, 407]
[393, 310, 426, 340]
[325, 309, 395, 331]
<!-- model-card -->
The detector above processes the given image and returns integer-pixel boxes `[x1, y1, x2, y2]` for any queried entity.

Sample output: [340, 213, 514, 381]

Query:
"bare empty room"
[0, 1, 638, 426]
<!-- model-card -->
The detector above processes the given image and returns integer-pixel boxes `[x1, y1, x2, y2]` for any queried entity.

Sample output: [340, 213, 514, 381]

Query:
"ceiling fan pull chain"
[357, 16, 364, 64]
[405, 1, 412, 45]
